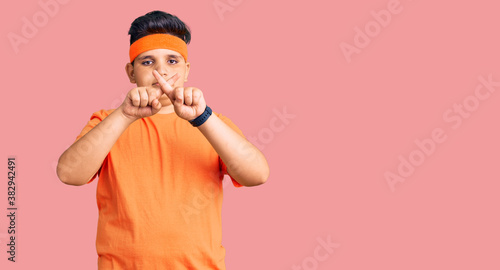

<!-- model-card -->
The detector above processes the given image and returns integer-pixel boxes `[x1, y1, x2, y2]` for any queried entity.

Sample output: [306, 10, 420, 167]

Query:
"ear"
[125, 62, 136, 83]
[184, 62, 191, 82]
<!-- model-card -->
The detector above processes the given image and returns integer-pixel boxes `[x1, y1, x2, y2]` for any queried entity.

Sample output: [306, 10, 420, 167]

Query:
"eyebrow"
[137, 54, 181, 61]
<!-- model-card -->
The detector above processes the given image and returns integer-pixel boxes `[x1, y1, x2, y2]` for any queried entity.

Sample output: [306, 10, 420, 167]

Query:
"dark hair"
[128, 11, 191, 62]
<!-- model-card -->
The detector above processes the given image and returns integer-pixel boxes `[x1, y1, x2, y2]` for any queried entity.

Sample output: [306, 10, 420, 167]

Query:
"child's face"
[126, 48, 190, 90]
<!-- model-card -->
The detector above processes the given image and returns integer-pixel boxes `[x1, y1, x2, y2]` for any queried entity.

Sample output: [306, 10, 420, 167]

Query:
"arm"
[197, 114, 269, 186]
[153, 70, 269, 187]
[57, 106, 135, 186]
[57, 73, 179, 186]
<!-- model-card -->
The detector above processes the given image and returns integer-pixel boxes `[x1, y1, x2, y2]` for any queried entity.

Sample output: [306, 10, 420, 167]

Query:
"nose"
[154, 61, 171, 78]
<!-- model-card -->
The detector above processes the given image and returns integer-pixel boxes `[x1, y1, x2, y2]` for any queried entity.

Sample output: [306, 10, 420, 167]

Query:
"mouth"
[152, 82, 159, 86]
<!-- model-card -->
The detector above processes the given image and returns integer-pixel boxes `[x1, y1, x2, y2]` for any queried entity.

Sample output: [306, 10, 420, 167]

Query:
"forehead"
[136, 48, 183, 59]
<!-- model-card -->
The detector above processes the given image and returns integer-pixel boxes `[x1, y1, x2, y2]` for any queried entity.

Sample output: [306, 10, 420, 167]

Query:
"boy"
[56, 10, 269, 269]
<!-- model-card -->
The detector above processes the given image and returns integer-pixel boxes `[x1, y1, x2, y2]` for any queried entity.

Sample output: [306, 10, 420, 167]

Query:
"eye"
[142, 60, 153, 65]
[168, 59, 178, 64]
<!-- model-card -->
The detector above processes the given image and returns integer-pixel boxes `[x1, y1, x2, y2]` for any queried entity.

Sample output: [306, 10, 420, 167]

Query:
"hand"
[153, 70, 206, 121]
[119, 73, 180, 121]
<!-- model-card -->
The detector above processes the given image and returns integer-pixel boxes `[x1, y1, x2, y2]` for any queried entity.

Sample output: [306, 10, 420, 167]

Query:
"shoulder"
[88, 108, 116, 121]
[75, 108, 116, 142]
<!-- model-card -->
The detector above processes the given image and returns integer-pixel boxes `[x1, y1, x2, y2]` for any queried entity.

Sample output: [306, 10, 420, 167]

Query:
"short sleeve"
[74, 109, 112, 184]
[217, 113, 246, 188]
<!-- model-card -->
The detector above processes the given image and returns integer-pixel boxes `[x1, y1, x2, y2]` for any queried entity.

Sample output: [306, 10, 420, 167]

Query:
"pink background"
[1, 0, 500, 269]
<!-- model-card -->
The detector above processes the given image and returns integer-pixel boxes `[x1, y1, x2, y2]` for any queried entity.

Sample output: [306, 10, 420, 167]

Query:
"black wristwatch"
[189, 106, 212, 127]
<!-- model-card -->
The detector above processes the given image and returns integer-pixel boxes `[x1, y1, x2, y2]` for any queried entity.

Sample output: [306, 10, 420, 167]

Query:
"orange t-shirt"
[74, 109, 244, 269]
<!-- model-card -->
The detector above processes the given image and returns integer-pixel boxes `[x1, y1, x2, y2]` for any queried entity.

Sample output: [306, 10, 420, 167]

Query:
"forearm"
[57, 107, 135, 186]
[197, 114, 269, 186]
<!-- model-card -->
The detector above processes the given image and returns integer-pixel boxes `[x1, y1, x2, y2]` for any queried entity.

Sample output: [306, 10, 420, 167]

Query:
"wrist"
[189, 106, 212, 127]
[116, 106, 137, 124]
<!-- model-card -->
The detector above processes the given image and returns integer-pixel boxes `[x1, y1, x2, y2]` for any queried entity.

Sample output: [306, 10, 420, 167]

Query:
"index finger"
[153, 70, 180, 96]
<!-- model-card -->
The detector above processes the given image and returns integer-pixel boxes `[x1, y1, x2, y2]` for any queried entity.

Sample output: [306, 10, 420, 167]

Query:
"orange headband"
[129, 33, 188, 63]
